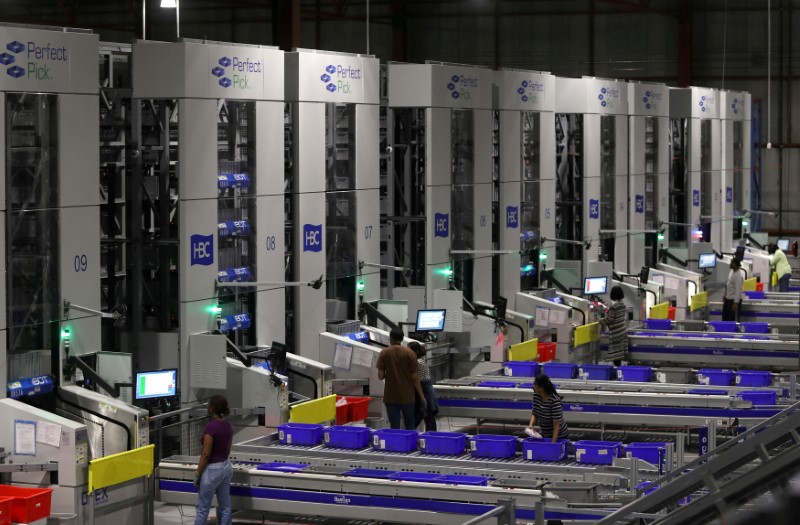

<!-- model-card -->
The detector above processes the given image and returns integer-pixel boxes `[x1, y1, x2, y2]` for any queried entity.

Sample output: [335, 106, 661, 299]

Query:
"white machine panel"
[495, 69, 555, 112]
[255, 195, 286, 345]
[0, 27, 98, 94]
[189, 334, 227, 390]
[179, 199, 218, 304]
[433, 289, 463, 333]
[59, 95, 100, 207]
[285, 50, 379, 104]
[670, 86, 719, 120]
[555, 77, 629, 115]
[179, 98, 217, 201]
[472, 109, 493, 303]
[132, 40, 284, 101]
[61, 206, 101, 356]
[0, 95, 4, 209]
[388, 63, 493, 109]
[355, 104, 381, 305]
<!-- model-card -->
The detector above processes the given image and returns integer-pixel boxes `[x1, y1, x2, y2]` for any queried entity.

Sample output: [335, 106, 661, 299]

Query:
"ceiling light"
[160, 0, 177, 8]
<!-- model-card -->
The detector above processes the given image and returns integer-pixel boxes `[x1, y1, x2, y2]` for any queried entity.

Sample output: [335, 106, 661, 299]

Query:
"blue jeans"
[385, 403, 416, 429]
[194, 460, 232, 525]
[779, 273, 791, 292]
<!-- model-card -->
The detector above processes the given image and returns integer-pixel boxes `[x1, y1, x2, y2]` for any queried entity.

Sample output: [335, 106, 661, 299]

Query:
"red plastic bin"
[756, 282, 764, 292]
[0, 496, 12, 525]
[0, 485, 53, 524]
[667, 307, 676, 321]
[537, 342, 556, 363]
[335, 396, 372, 425]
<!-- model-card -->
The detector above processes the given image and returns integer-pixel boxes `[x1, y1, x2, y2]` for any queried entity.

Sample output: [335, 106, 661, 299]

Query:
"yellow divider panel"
[289, 394, 337, 424]
[508, 338, 538, 361]
[649, 302, 670, 320]
[574, 322, 600, 347]
[690, 291, 709, 312]
[742, 277, 757, 292]
[88, 444, 154, 492]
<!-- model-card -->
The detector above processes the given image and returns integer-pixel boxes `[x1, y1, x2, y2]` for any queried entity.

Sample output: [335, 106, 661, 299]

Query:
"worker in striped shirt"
[602, 285, 629, 366]
[527, 374, 569, 442]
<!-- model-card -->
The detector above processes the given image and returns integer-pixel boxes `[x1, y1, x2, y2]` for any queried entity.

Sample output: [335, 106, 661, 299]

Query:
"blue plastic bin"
[477, 381, 517, 388]
[277, 423, 324, 446]
[617, 366, 652, 382]
[740, 322, 770, 334]
[372, 429, 418, 452]
[343, 468, 397, 479]
[435, 475, 490, 486]
[578, 364, 615, 380]
[504, 361, 540, 377]
[390, 472, 441, 483]
[418, 432, 467, 456]
[323, 426, 371, 449]
[626, 442, 668, 473]
[542, 362, 578, 379]
[708, 321, 737, 333]
[517, 383, 533, 389]
[574, 440, 623, 465]
[697, 369, 735, 386]
[737, 390, 777, 405]
[736, 370, 772, 387]
[469, 434, 518, 459]
[687, 389, 728, 396]
[635, 481, 660, 496]
[644, 319, 672, 331]
[256, 462, 309, 472]
[522, 438, 569, 462]
[744, 291, 765, 300]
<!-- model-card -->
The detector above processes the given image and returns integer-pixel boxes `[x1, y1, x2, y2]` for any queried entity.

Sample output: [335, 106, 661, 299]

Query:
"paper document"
[36, 421, 63, 448]
[549, 309, 567, 326]
[351, 346, 374, 368]
[535, 306, 550, 328]
[665, 276, 680, 291]
[333, 342, 353, 370]
[14, 420, 36, 456]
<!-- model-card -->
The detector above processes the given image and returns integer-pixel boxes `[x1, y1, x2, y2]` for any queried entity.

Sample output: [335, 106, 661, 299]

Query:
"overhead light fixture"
[160, 0, 177, 7]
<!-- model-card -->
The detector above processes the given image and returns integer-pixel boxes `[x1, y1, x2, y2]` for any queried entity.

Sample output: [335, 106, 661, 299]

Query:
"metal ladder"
[595, 401, 800, 525]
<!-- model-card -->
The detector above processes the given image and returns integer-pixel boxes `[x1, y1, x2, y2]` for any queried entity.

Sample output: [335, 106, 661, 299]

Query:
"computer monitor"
[135, 369, 177, 400]
[734, 246, 745, 262]
[494, 296, 508, 320]
[777, 238, 790, 251]
[416, 309, 447, 332]
[639, 266, 650, 284]
[698, 253, 717, 269]
[583, 276, 608, 296]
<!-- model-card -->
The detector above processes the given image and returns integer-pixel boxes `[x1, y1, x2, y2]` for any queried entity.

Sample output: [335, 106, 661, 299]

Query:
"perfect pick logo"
[516, 79, 544, 104]
[447, 75, 461, 99]
[731, 97, 740, 115]
[3, 41, 25, 79]
[212, 56, 232, 88]
[321, 64, 337, 93]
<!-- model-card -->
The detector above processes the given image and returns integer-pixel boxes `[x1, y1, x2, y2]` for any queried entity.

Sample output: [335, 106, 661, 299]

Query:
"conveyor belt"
[228, 436, 639, 485]
[156, 455, 609, 524]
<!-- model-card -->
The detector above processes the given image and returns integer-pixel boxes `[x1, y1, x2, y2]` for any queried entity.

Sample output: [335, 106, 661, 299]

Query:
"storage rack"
[669, 117, 688, 243]
[450, 109, 475, 300]
[555, 113, 583, 260]
[520, 110, 541, 289]
[644, 116, 659, 265]
[599, 115, 617, 262]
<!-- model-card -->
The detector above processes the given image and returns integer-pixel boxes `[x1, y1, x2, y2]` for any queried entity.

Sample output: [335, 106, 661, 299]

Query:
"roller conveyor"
[155, 444, 621, 524]
[434, 381, 783, 427]
[708, 298, 800, 328]
[622, 329, 800, 370]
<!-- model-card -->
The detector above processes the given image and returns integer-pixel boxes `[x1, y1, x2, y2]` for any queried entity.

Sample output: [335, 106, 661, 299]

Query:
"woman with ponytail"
[527, 374, 569, 442]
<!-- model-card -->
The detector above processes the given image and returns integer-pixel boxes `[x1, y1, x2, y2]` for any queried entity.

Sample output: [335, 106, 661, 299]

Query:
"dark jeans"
[385, 402, 416, 430]
[415, 380, 439, 431]
[722, 299, 740, 322]
[779, 273, 791, 292]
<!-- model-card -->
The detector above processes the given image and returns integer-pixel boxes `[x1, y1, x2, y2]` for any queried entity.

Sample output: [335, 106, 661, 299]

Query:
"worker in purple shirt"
[194, 395, 234, 525]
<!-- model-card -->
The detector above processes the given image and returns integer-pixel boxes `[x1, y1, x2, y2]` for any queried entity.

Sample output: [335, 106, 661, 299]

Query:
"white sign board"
[286, 50, 379, 104]
[629, 82, 669, 117]
[495, 69, 555, 112]
[133, 40, 284, 100]
[388, 63, 493, 109]
[0, 27, 98, 94]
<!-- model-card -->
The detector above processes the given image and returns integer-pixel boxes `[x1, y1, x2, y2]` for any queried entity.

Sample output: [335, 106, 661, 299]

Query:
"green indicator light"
[436, 266, 453, 277]
[742, 219, 749, 227]
[539, 251, 547, 261]
[209, 305, 222, 314]
[356, 281, 365, 292]
[522, 264, 534, 272]
[658, 233, 665, 241]
[60, 329, 70, 339]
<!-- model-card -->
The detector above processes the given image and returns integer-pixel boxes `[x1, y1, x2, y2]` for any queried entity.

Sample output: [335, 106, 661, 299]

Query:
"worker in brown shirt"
[377, 328, 426, 429]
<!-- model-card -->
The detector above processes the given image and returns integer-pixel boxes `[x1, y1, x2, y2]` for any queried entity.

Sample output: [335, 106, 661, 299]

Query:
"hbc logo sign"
[434, 213, 449, 238]
[635, 195, 644, 214]
[693, 190, 700, 207]
[506, 206, 518, 228]
[303, 224, 322, 252]
[589, 199, 600, 219]
[726, 187, 733, 203]
[190, 234, 214, 266]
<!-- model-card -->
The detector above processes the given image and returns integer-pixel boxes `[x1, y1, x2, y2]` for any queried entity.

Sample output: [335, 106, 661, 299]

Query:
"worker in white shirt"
[722, 258, 744, 322]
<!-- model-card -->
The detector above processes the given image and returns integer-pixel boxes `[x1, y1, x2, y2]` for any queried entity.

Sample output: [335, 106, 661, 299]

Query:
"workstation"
[1, 5, 799, 525]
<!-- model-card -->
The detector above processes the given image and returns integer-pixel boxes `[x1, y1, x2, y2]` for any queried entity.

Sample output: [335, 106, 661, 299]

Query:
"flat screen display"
[698, 253, 717, 269]
[416, 309, 446, 332]
[777, 238, 790, 251]
[583, 277, 608, 296]
[135, 369, 177, 400]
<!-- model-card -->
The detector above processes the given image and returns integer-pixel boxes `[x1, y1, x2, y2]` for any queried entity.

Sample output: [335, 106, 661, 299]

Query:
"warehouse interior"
[0, 1, 799, 525]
